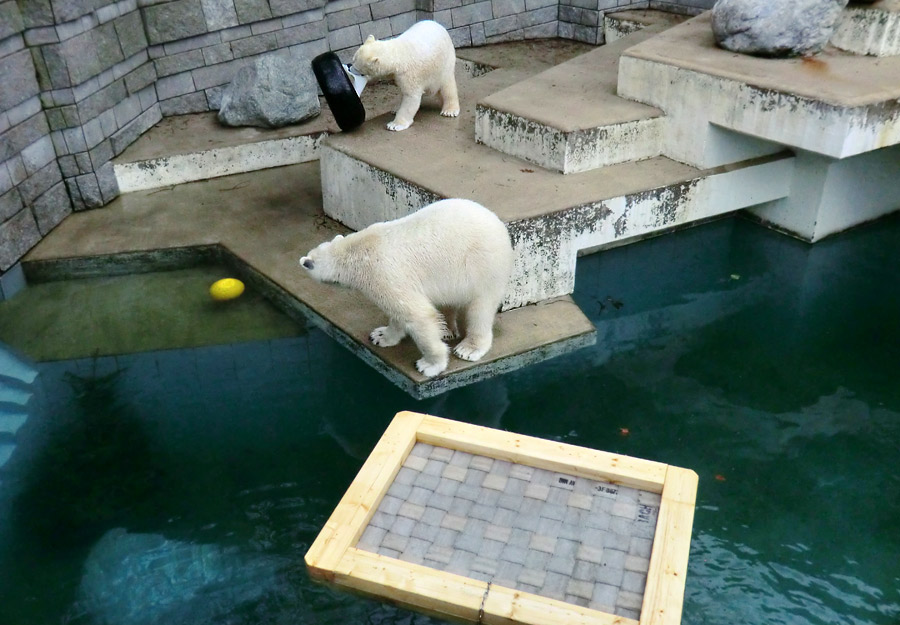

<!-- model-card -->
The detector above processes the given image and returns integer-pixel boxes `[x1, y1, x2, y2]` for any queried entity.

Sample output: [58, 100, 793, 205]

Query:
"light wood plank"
[417, 414, 667, 492]
[334, 548, 486, 621]
[639, 467, 698, 625]
[305, 411, 424, 578]
[484, 584, 639, 625]
[335, 549, 639, 625]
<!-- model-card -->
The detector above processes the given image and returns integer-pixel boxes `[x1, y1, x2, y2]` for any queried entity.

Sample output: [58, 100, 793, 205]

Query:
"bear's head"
[300, 234, 345, 284]
[351, 35, 387, 78]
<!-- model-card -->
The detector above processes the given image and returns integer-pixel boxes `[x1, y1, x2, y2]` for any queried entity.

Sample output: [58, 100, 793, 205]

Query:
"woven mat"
[356, 442, 660, 619]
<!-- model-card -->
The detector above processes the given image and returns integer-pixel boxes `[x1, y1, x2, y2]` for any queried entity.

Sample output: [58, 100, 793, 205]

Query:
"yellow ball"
[209, 278, 245, 301]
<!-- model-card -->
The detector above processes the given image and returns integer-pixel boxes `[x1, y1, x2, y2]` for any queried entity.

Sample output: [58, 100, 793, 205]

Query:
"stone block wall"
[1, 1, 71, 284]
[558, 0, 714, 44]
[417, 0, 558, 47]
[144, 0, 331, 115]
[0, 0, 713, 293]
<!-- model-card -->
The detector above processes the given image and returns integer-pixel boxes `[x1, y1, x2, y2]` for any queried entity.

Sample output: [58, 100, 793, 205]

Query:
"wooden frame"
[305, 411, 698, 625]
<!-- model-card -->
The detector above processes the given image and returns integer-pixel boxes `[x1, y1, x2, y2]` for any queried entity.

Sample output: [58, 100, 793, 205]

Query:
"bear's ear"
[332, 234, 344, 241]
[365, 34, 375, 44]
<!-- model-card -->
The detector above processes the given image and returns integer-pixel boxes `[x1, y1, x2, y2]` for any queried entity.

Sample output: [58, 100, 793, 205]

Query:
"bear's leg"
[441, 308, 459, 341]
[387, 91, 422, 131]
[407, 307, 450, 377]
[439, 76, 460, 118]
[371, 317, 407, 347]
[453, 297, 498, 362]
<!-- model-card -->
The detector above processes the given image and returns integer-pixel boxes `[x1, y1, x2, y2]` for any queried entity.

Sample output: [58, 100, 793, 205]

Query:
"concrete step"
[0, 342, 38, 385]
[23, 163, 596, 400]
[474, 28, 669, 174]
[320, 65, 795, 309]
[112, 109, 332, 194]
[0, 410, 28, 437]
[603, 9, 689, 45]
[831, 0, 900, 57]
[0, 344, 36, 472]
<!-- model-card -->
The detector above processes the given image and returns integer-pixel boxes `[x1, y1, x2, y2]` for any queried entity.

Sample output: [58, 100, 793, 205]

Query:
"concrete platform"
[474, 27, 668, 173]
[111, 42, 590, 193]
[320, 62, 795, 308]
[22, 163, 595, 399]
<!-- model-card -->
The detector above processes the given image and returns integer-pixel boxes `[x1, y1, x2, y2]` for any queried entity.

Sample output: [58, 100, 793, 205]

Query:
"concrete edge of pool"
[22, 239, 597, 399]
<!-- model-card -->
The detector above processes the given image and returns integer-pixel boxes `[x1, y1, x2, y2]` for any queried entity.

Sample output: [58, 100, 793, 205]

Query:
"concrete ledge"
[115, 133, 325, 192]
[322, 135, 794, 308]
[112, 109, 337, 191]
[618, 14, 900, 164]
[832, 0, 900, 57]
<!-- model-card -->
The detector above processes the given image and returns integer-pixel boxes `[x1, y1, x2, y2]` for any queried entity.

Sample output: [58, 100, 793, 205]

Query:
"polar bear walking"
[351, 20, 460, 131]
[299, 199, 514, 378]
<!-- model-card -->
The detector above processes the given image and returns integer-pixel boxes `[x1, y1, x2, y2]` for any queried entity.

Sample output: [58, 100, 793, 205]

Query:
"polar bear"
[299, 199, 514, 377]
[351, 20, 460, 131]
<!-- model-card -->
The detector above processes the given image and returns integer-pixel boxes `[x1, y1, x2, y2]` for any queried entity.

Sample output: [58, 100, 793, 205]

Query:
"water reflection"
[687, 532, 900, 625]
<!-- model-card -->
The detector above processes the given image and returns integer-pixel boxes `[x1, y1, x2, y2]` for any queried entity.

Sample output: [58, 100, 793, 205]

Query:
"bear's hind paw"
[416, 357, 447, 378]
[440, 108, 460, 118]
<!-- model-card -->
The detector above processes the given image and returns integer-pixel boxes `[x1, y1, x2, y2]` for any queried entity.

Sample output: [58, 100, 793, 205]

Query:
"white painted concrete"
[114, 133, 324, 192]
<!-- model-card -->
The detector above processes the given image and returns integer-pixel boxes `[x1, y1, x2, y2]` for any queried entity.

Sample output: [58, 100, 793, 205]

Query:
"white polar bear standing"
[351, 20, 460, 131]
[299, 199, 514, 378]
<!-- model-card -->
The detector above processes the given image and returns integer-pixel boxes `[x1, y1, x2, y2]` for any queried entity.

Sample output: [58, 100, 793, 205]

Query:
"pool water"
[0, 215, 898, 625]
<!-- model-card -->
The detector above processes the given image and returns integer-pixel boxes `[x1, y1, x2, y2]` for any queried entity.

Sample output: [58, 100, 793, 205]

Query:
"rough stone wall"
[0, 0, 713, 293]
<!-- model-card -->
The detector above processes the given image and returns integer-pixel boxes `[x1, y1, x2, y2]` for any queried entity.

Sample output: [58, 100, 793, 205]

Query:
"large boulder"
[711, 0, 849, 57]
[218, 54, 320, 128]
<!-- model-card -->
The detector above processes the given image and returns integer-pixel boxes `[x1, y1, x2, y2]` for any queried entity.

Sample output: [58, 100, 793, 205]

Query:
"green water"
[0, 216, 897, 625]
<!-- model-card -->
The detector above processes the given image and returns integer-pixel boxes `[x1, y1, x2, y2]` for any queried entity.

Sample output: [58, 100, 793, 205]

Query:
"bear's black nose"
[301, 258, 314, 270]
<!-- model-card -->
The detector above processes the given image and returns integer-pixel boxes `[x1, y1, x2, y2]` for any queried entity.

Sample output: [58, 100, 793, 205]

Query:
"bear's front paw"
[416, 357, 447, 378]
[454, 339, 489, 362]
[386, 119, 412, 131]
[370, 326, 404, 347]
[440, 108, 460, 118]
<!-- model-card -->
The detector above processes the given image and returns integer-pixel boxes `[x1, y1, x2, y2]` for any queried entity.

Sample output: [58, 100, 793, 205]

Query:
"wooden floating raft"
[305, 411, 698, 625]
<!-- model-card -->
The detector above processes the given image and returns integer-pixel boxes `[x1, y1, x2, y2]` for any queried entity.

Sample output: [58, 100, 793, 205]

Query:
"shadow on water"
[11, 362, 169, 549]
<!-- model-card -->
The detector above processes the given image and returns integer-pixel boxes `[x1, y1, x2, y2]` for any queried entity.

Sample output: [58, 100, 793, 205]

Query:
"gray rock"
[711, 0, 849, 57]
[217, 54, 320, 128]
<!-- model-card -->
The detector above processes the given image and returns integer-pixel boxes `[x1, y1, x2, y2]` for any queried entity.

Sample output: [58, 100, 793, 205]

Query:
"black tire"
[312, 52, 366, 132]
